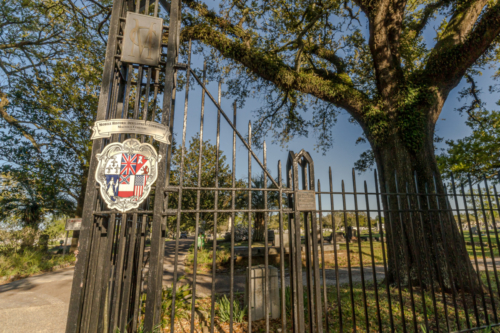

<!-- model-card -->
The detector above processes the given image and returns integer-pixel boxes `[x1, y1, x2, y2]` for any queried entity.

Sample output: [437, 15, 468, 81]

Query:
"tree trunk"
[253, 213, 265, 242]
[373, 131, 483, 293]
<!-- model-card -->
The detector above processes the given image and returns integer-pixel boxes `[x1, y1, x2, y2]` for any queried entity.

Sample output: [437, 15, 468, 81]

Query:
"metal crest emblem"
[95, 139, 162, 212]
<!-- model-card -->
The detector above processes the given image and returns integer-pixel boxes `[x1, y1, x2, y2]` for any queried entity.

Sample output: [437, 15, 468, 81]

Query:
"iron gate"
[66, 0, 500, 332]
[65, 0, 325, 331]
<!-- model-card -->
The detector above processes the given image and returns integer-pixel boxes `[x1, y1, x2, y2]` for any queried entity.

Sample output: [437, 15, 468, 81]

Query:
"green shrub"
[0, 248, 75, 279]
[216, 295, 246, 323]
[161, 282, 192, 327]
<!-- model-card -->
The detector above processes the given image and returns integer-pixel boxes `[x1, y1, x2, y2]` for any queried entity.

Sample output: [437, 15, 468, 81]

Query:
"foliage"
[0, 0, 110, 224]
[319, 212, 377, 230]
[161, 282, 192, 327]
[438, 78, 500, 186]
[0, 248, 75, 279]
[169, 135, 246, 233]
[0, 174, 74, 230]
[216, 295, 247, 323]
[185, 244, 230, 274]
[244, 174, 281, 241]
[44, 216, 68, 238]
[179, 0, 500, 164]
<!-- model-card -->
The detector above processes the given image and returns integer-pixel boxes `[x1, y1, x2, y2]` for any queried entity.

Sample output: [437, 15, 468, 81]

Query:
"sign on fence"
[65, 218, 82, 231]
[295, 190, 316, 211]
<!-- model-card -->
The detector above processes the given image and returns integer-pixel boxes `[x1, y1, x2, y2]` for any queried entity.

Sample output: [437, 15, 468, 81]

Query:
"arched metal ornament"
[95, 139, 162, 212]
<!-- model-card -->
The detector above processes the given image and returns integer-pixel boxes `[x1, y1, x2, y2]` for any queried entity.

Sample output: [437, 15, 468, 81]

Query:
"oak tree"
[173, 0, 500, 290]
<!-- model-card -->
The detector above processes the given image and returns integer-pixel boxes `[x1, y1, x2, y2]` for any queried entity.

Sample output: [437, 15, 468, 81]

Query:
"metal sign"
[296, 190, 316, 211]
[65, 218, 82, 231]
[121, 12, 163, 66]
[95, 138, 162, 212]
[91, 119, 171, 143]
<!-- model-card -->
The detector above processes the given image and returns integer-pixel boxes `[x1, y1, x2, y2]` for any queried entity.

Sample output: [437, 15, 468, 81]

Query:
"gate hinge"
[174, 63, 188, 70]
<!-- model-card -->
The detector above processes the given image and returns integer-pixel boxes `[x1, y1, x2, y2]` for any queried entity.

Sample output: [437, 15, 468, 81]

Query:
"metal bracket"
[174, 63, 188, 70]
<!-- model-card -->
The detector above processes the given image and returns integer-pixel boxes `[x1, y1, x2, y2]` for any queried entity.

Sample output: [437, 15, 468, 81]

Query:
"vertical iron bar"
[143, 0, 181, 328]
[131, 214, 148, 332]
[451, 174, 480, 327]
[483, 175, 500, 303]
[460, 181, 489, 326]
[264, 141, 270, 333]
[290, 154, 305, 332]
[431, 176, 462, 331]
[477, 184, 500, 321]
[190, 61, 207, 332]
[303, 164, 315, 333]
[414, 174, 441, 332]
[317, 180, 329, 333]
[404, 182, 429, 331]
[383, 182, 407, 333]
[373, 171, 394, 332]
[307, 160, 323, 333]
[168, 39, 192, 332]
[468, 175, 497, 321]
[442, 186, 473, 330]
[248, 121, 253, 332]
[209, 80, 222, 333]
[230, 102, 237, 333]
[110, 215, 129, 331]
[278, 161, 286, 332]
[65, 0, 124, 330]
[97, 215, 117, 332]
[363, 181, 382, 333]
[351, 170, 370, 332]
[393, 174, 417, 332]
[341, 180, 356, 331]
[119, 214, 139, 332]
[424, 183, 451, 332]
[304, 209, 315, 332]
[329, 168, 343, 332]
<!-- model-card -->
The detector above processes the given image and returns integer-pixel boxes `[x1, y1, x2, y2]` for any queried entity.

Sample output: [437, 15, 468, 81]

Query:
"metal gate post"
[143, 0, 181, 330]
[65, 0, 182, 331]
[65, 0, 125, 331]
[287, 150, 323, 333]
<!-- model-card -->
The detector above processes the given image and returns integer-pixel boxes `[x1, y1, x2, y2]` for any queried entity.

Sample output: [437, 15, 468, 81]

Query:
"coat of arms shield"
[95, 139, 162, 212]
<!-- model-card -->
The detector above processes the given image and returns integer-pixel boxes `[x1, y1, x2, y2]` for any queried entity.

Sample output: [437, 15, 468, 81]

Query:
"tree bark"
[373, 130, 482, 292]
[253, 212, 265, 242]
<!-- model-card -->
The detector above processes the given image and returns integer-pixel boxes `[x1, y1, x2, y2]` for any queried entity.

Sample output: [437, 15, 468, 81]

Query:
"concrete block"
[245, 265, 280, 321]
[273, 230, 289, 248]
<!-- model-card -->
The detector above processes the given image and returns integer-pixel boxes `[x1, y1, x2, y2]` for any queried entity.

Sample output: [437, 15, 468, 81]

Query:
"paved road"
[0, 267, 74, 333]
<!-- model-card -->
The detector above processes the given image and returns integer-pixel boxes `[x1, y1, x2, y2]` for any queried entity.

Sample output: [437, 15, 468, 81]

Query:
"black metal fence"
[155, 158, 500, 333]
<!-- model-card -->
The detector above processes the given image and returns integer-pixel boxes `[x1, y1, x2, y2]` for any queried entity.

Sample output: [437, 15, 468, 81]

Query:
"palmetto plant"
[216, 295, 247, 323]
[0, 175, 74, 246]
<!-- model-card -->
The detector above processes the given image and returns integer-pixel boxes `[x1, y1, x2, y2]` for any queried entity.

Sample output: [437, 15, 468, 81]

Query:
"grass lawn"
[157, 275, 500, 333]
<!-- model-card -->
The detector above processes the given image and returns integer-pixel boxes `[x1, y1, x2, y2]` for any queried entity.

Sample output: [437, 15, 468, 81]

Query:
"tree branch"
[181, 23, 370, 119]
[0, 92, 41, 153]
[423, 2, 500, 92]
[406, 0, 450, 37]
[357, 0, 407, 105]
